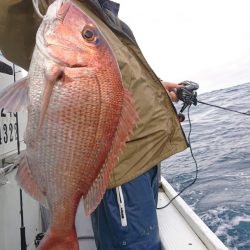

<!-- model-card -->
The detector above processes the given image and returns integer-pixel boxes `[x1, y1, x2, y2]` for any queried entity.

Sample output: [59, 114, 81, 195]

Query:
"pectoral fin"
[0, 77, 29, 111]
[38, 66, 63, 131]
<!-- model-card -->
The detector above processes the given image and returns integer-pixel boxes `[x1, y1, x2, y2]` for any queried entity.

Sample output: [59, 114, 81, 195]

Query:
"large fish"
[0, 1, 138, 249]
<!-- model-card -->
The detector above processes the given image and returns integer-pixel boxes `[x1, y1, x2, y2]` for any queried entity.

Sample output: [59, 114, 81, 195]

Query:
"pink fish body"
[0, 1, 138, 249]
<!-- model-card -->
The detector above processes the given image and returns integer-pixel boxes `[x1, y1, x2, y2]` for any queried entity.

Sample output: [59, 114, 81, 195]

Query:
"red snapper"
[0, 1, 138, 249]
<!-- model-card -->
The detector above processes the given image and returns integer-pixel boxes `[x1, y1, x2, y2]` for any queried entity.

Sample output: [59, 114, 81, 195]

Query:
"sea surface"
[162, 83, 250, 250]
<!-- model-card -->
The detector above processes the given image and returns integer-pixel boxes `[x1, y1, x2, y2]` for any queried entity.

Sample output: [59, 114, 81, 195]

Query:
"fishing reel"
[176, 81, 199, 122]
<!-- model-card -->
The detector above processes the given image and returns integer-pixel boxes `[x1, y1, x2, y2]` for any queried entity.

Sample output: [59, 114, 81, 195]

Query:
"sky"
[116, 0, 250, 93]
[2, 0, 250, 94]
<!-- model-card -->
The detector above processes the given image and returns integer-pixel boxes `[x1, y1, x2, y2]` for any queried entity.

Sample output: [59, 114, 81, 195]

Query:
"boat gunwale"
[160, 177, 228, 250]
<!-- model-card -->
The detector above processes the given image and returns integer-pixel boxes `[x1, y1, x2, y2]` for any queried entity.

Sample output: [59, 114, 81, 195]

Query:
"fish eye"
[82, 27, 96, 43]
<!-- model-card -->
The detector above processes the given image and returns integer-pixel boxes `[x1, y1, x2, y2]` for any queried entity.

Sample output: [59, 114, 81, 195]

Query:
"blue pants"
[91, 166, 161, 250]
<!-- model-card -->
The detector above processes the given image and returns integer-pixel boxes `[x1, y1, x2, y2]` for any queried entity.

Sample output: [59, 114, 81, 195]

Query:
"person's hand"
[161, 81, 182, 102]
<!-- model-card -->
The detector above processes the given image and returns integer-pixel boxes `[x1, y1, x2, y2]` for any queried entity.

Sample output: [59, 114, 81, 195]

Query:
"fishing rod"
[158, 80, 249, 209]
[13, 64, 27, 250]
[176, 80, 250, 121]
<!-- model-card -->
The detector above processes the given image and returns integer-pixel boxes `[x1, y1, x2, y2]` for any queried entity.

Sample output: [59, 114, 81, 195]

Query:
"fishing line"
[157, 105, 199, 209]
[197, 100, 250, 116]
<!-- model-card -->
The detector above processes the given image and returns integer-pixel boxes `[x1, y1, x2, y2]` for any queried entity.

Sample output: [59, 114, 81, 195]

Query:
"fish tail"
[38, 193, 81, 250]
[38, 227, 79, 250]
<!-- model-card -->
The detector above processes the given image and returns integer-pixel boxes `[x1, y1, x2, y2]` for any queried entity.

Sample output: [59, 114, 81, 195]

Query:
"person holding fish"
[0, 0, 188, 249]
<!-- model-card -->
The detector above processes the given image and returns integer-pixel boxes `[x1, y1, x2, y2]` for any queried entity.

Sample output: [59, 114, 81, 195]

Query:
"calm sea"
[162, 83, 250, 250]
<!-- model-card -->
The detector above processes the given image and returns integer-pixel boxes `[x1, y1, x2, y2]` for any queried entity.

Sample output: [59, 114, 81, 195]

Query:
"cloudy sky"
[116, 0, 250, 93]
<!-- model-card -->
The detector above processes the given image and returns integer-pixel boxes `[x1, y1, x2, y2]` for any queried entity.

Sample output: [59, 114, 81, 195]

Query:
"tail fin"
[37, 228, 79, 250]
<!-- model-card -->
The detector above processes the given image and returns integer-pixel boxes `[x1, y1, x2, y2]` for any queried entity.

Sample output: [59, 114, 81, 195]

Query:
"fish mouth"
[70, 63, 87, 68]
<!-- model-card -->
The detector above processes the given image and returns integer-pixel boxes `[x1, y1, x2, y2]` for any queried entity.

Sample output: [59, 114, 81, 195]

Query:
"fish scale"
[0, 1, 138, 249]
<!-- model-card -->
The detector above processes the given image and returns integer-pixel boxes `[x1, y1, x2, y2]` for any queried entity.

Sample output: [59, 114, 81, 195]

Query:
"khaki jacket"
[0, 0, 188, 188]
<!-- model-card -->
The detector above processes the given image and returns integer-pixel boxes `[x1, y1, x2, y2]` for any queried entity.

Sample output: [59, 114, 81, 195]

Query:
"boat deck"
[76, 189, 212, 250]
[157, 189, 208, 249]
[76, 189, 209, 250]
[0, 170, 227, 250]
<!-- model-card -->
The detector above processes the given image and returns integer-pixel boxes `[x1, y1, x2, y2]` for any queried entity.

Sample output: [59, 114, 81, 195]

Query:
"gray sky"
[117, 0, 250, 93]
[4, 0, 250, 94]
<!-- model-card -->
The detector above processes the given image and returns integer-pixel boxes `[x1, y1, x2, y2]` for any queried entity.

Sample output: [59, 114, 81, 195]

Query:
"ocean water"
[161, 83, 250, 250]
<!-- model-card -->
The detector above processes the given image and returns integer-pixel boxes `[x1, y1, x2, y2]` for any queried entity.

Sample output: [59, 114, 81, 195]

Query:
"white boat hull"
[0, 168, 228, 250]
[0, 170, 42, 250]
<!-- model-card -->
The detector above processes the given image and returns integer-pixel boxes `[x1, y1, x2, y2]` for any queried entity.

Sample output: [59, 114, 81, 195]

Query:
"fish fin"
[15, 154, 48, 207]
[84, 90, 139, 215]
[0, 77, 29, 112]
[38, 66, 63, 131]
[38, 227, 79, 250]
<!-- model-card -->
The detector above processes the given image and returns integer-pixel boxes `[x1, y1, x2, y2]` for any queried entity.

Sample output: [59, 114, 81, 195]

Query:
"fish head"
[37, 1, 112, 69]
